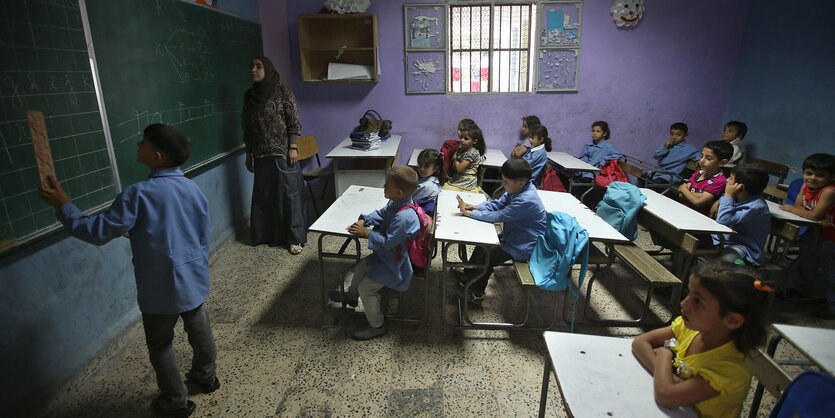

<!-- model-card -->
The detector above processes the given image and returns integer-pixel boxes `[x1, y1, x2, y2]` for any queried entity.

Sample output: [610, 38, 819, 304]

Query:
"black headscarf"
[244, 56, 281, 114]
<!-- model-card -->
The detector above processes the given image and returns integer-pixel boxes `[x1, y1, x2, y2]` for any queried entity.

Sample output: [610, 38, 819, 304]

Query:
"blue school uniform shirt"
[712, 195, 771, 266]
[55, 168, 210, 315]
[413, 176, 440, 202]
[469, 182, 547, 261]
[360, 197, 420, 292]
[651, 141, 702, 183]
[576, 140, 623, 180]
[522, 144, 548, 183]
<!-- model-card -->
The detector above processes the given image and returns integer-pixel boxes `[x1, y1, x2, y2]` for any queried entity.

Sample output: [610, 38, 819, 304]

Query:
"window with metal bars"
[449, 3, 537, 93]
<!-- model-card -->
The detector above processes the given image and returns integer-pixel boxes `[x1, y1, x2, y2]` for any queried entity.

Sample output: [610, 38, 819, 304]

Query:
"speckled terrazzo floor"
[48, 209, 834, 417]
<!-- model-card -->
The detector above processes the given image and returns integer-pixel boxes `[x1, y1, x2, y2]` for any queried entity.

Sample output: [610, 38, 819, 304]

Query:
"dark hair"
[143, 124, 191, 167]
[731, 163, 769, 195]
[592, 121, 610, 140]
[464, 125, 486, 155]
[802, 153, 835, 176]
[528, 124, 552, 152]
[690, 262, 771, 354]
[703, 140, 733, 161]
[670, 122, 688, 133]
[387, 166, 419, 196]
[522, 115, 541, 127]
[417, 148, 447, 183]
[458, 118, 476, 130]
[725, 121, 747, 139]
[501, 158, 532, 181]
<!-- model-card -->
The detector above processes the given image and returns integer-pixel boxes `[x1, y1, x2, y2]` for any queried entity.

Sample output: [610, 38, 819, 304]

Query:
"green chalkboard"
[86, 0, 262, 188]
[0, 0, 116, 249]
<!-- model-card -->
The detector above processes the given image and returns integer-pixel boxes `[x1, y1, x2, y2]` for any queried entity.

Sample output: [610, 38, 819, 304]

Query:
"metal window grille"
[449, 3, 536, 93]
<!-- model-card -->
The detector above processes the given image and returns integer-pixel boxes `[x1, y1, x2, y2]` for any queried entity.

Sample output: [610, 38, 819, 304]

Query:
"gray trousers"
[343, 259, 385, 328]
[143, 303, 217, 412]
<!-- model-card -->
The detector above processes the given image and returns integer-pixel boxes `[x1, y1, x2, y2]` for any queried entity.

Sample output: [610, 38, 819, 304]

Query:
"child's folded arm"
[632, 326, 674, 374]
[781, 188, 835, 221]
[653, 145, 669, 161]
[367, 211, 417, 251]
[56, 188, 138, 246]
[679, 187, 717, 209]
[652, 353, 720, 409]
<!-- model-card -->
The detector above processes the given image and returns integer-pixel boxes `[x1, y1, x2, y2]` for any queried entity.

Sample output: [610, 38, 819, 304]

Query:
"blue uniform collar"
[148, 167, 184, 179]
[509, 181, 535, 198]
[391, 196, 414, 208]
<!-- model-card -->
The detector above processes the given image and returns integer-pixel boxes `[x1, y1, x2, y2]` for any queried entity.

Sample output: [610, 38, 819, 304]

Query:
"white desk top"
[639, 188, 734, 234]
[773, 324, 835, 376]
[543, 331, 696, 417]
[766, 201, 818, 225]
[407, 148, 421, 167]
[482, 148, 508, 168]
[537, 190, 630, 243]
[547, 151, 599, 172]
[325, 135, 402, 159]
[308, 185, 391, 236]
[434, 190, 500, 246]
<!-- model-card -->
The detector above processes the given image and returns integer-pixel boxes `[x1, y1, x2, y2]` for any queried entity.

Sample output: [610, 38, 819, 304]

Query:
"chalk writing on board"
[115, 99, 239, 143]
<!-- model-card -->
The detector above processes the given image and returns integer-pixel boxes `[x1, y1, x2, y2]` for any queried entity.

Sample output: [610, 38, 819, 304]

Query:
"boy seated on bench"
[455, 158, 547, 303]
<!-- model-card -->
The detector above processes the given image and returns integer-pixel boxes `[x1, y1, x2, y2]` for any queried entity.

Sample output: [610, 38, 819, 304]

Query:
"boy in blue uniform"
[456, 158, 548, 302]
[709, 163, 771, 266]
[650, 122, 702, 184]
[39, 124, 217, 417]
[346, 166, 420, 340]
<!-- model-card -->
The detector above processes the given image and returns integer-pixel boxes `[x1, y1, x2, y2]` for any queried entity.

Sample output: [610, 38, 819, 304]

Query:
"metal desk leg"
[747, 334, 783, 418]
[539, 358, 552, 418]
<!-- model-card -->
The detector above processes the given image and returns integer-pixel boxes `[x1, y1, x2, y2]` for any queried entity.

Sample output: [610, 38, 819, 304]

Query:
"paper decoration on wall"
[405, 5, 445, 50]
[406, 51, 445, 93]
[323, 0, 370, 14]
[537, 49, 578, 91]
[539, 3, 582, 46]
[610, 0, 644, 27]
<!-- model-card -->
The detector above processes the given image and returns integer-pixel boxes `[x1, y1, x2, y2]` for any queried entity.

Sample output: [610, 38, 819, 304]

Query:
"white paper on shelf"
[328, 62, 373, 80]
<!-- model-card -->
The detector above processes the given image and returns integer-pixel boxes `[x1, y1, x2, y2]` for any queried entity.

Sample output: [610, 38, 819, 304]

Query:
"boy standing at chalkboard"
[39, 124, 218, 417]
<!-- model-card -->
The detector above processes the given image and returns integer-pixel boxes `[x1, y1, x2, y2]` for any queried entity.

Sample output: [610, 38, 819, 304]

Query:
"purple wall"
[273, 0, 747, 167]
[261, 0, 293, 80]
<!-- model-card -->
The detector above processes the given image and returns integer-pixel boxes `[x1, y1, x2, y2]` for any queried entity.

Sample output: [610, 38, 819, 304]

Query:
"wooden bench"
[747, 347, 793, 418]
[572, 243, 683, 327]
[749, 157, 789, 184]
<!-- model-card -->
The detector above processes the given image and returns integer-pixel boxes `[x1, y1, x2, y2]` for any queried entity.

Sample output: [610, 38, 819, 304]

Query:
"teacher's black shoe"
[151, 397, 196, 418]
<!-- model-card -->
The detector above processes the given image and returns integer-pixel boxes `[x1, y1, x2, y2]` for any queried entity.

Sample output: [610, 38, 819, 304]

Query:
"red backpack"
[440, 140, 460, 176]
[594, 159, 628, 188]
[541, 165, 567, 192]
[396, 203, 433, 269]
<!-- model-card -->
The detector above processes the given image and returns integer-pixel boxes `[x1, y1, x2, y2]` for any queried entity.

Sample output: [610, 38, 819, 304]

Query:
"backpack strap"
[395, 203, 418, 264]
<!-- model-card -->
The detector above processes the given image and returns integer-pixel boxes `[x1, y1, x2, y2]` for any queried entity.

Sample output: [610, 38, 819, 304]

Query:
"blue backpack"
[595, 181, 646, 241]
[529, 211, 589, 296]
[770, 370, 835, 417]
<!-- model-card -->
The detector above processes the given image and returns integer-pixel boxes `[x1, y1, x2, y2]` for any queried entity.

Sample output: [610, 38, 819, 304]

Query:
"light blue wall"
[0, 153, 252, 415]
[725, 0, 835, 181]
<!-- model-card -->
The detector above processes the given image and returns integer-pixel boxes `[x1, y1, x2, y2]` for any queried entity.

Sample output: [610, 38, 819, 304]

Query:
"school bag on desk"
[529, 212, 589, 330]
[595, 182, 646, 241]
[594, 159, 628, 188]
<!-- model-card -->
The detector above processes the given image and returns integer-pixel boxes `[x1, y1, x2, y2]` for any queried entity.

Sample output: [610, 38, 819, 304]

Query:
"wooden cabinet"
[298, 14, 379, 82]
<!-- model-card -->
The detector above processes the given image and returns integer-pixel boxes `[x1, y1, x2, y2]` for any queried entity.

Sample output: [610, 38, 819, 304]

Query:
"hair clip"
[753, 280, 773, 292]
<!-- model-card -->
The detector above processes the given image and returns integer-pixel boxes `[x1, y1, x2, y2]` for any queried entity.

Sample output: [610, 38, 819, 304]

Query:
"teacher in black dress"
[242, 56, 307, 255]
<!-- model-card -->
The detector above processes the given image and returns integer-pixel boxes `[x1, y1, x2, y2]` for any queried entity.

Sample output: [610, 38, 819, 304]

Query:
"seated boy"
[709, 163, 771, 266]
[649, 122, 702, 184]
[39, 124, 218, 417]
[456, 158, 547, 302]
[345, 166, 420, 340]
[779, 153, 835, 319]
[722, 121, 747, 165]
[678, 140, 733, 215]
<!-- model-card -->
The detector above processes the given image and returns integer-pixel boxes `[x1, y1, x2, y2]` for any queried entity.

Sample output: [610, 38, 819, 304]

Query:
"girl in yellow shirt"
[632, 262, 772, 417]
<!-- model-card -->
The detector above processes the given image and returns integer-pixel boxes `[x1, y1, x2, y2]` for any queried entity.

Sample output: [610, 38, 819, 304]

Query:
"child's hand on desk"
[347, 220, 370, 238]
[709, 200, 720, 219]
[779, 203, 795, 212]
[456, 195, 478, 216]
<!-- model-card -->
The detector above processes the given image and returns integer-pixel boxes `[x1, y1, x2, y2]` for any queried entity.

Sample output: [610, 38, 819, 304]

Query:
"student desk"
[764, 200, 819, 265]
[547, 151, 600, 195]
[435, 189, 503, 329]
[325, 135, 402, 197]
[308, 185, 427, 322]
[479, 148, 508, 191]
[406, 148, 421, 167]
[538, 331, 697, 418]
[637, 188, 733, 281]
[749, 324, 835, 416]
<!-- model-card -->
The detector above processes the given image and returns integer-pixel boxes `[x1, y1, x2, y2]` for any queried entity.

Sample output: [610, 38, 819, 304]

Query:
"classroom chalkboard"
[0, 0, 116, 250]
[86, 0, 262, 188]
